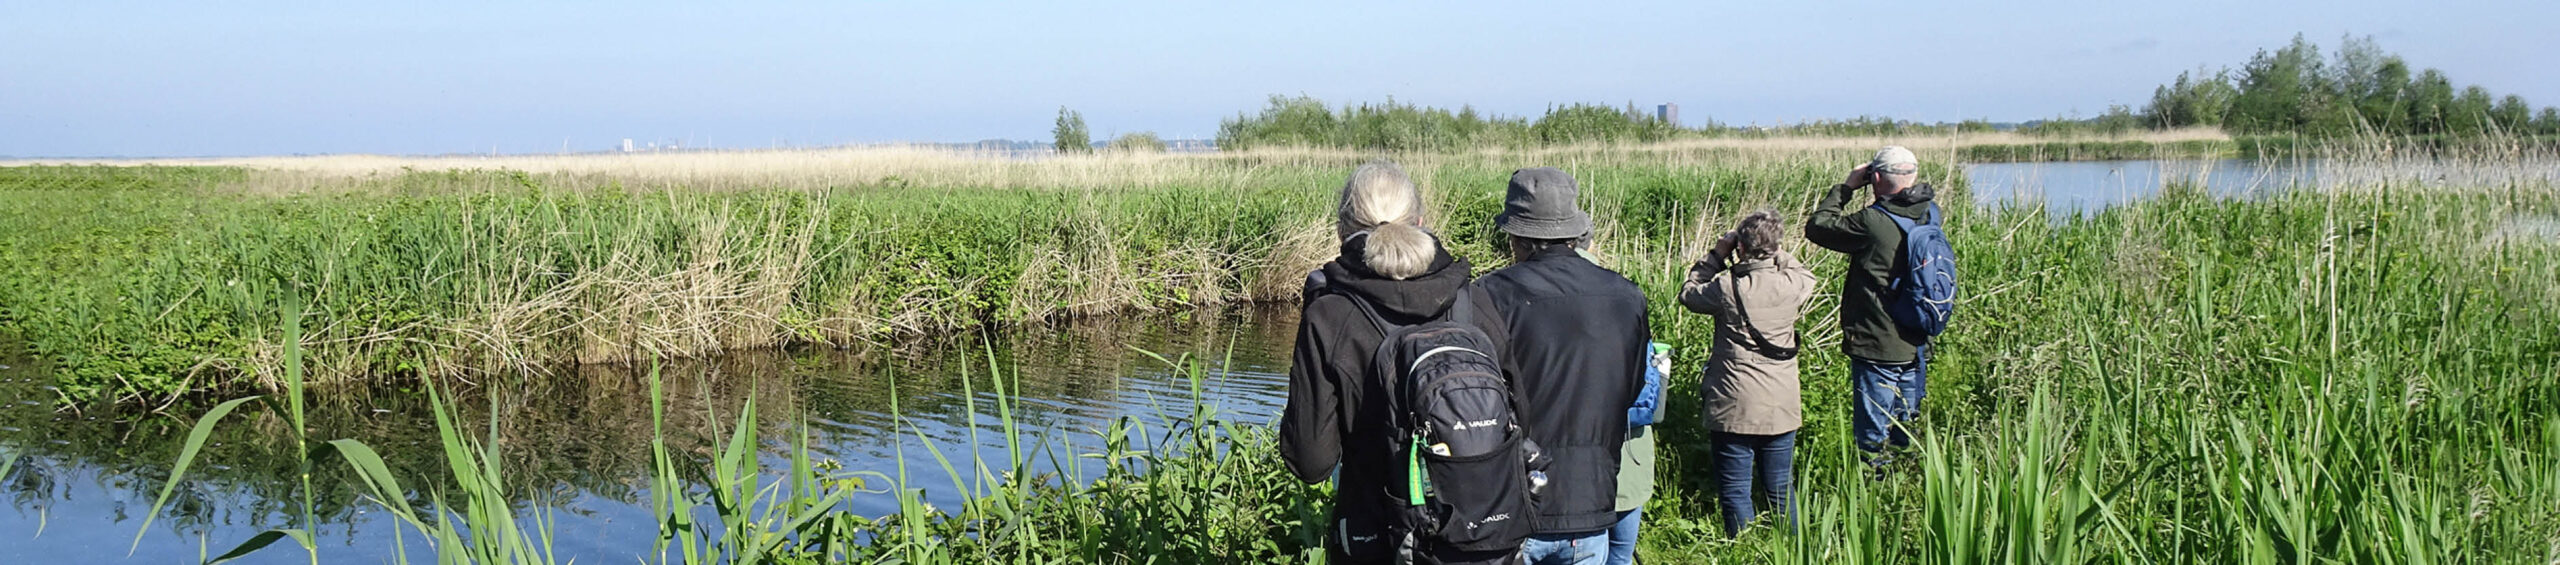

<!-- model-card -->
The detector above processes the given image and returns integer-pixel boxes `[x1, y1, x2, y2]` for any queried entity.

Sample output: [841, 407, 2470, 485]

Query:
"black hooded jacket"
[1279, 233, 1507, 523]
[1473, 244, 1651, 535]
[1805, 182, 1939, 364]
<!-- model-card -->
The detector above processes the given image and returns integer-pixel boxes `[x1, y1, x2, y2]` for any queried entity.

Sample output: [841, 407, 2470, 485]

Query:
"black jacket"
[1805, 182, 1938, 364]
[1279, 234, 1508, 527]
[1472, 245, 1650, 535]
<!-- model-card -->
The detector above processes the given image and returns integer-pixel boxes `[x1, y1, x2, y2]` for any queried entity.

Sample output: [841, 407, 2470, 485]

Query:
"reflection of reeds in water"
[2, 305, 1304, 559]
[119, 300, 1326, 563]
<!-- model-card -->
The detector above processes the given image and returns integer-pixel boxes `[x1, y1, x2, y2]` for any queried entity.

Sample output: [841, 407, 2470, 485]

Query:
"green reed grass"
[67, 150, 2560, 563]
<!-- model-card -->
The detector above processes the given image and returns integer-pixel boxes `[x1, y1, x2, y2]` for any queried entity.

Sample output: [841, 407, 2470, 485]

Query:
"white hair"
[1338, 160, 1423, 240]
[1363, 223, 1436, 280]
[1878, 170, 1918, 192]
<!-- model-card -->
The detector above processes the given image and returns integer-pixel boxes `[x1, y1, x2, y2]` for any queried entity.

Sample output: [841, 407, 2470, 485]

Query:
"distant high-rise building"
[1657, 103, 1680, 126]
[620, 138, 635, 152]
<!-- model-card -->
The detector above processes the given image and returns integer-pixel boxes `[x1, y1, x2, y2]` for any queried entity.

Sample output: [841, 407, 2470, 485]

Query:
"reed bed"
[138, 170, 2560, 562]
[7, 141, 2557, 563]
[0, 144, 1948, 403]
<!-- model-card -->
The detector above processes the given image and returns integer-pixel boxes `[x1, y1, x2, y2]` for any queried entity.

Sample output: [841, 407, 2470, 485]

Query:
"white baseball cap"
[1870, 146, 1919, 175]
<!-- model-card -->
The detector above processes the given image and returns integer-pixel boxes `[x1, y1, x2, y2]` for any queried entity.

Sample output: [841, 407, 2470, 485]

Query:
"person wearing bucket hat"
[1476, 167, 1652, 565]
[1495, 167, 1593, 240]
[1805, 146, 1942, 465]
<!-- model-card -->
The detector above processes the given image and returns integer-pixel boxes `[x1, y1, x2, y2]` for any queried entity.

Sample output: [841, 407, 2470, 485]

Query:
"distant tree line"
[1214, 95, 2007, 151]
[2137, 34, 2559, 137]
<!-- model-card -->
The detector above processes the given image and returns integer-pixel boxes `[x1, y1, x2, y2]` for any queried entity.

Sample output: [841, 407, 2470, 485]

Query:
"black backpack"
[1342, 288, 1548, 557]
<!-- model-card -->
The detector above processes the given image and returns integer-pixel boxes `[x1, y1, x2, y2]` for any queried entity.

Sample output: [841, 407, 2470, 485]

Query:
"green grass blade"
[129, 394, 262, 555]
[322, 438, 429, 536]
[203, 528, 313, 565]
[741, 488, 856, 563]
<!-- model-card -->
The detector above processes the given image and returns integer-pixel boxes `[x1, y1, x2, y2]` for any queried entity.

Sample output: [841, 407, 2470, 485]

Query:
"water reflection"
[0, 305, 1299, 564]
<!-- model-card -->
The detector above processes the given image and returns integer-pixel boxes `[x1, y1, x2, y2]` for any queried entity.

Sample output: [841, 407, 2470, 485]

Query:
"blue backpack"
[1872, 203, 1957, 336]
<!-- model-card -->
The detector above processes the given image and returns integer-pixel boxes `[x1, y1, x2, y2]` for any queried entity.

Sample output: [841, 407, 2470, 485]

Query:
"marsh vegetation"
[1, 138, 2555, 563]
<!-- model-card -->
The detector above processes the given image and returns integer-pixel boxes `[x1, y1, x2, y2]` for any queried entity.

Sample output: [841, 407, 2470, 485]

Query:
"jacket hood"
[1880, 183, 1937, 218]
[1321, 232, 1469, 320]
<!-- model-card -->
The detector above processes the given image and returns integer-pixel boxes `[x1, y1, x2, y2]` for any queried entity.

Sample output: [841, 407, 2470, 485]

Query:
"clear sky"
[5, 0, 2556, 157]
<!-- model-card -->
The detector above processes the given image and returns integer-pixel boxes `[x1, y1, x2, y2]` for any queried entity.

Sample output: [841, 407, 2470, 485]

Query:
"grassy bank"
[0, 162, 1352, 402]
[3, 144, 1966, 403]
[46, 147, 2556, 563]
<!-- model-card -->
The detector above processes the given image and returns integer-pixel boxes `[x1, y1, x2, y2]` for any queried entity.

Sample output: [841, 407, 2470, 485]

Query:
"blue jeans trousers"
[1850, 347, 1928, 453]
[1521, 529, 1609, 565]
[1604, 508, 1640, 565]
[1712, 431, 1797, 537]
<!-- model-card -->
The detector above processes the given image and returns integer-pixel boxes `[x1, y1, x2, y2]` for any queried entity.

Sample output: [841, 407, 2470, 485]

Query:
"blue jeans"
[1604, 509, 1640, 565]
[1850, 347, 1928, 453]
[1521, 529, 1609, 565]
[1712, 431, 1797, 537]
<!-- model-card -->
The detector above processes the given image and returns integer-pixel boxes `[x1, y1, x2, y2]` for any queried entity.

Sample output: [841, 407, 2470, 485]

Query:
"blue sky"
[5, 1, 2555, 157]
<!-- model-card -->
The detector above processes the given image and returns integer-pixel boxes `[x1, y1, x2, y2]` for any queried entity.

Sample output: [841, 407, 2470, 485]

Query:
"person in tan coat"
[1677, 210, 1815, 537]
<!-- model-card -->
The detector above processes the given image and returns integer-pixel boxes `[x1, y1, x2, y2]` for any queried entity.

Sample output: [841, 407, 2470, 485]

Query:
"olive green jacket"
[1804, 183, 1938, 364]
[1615, 424, 1654, 512]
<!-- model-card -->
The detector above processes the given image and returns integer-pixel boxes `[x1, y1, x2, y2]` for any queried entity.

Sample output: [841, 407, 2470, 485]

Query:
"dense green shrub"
[2140, 34, 2557, 138]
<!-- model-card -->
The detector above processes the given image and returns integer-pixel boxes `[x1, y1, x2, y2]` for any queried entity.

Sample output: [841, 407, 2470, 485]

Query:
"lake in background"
[1965, 157, 2560, 216]
[1964, 159, 2313, 214]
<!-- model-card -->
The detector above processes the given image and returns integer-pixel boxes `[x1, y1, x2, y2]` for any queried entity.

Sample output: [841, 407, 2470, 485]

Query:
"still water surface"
[1963, 158, 2313, 214]
[1965, 157, 2560, 215]
[0, 306, 1298, 564]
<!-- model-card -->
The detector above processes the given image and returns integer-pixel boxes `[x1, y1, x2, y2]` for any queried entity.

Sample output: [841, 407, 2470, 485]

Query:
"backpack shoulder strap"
[1442, 283, 1475, 326]
[1870, 203, 1921, 231]
[1342, 291, 1418, 442]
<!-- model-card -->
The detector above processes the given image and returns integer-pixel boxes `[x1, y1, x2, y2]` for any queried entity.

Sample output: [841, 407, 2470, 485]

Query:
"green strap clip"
[1406, 434, 1425, 506]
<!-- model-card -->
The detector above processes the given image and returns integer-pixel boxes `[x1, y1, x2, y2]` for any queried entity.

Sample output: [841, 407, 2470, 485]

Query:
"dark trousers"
[1711, 431, 1797, 537]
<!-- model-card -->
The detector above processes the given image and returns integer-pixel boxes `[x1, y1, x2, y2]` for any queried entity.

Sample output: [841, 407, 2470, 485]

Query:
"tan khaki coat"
[1678, 250, 1816, 435]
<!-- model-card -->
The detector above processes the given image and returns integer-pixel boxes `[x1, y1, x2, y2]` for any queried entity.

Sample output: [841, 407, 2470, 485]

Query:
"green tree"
[2226, 35, 2330, 133]
[1105, 131, 1167, 152]
[2537, 107, 2560, 135]
[2354, 56, 2413, 134]
[2142, 69, 2238, 128]
[2447, 85, 2495, 136]
[2491, 95, 2533, 134]
[2405, 70, 2455, 135]
[1053, 107, 1091, 154]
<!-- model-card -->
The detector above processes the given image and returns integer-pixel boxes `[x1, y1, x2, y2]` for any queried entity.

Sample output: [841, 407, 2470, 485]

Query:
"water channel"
[0, 307, 1299, 564]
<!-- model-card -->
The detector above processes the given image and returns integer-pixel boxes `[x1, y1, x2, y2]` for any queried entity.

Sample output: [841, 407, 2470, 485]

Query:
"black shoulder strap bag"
[1728, 266, 1800, 360]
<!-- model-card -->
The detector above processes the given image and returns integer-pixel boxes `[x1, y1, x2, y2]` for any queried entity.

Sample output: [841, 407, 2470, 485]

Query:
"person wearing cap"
[1473, 167, 1651, 565]
[1679, 210, 1816, 537]
[1804, 146, 1940, 462]
[1280, 161, 1517, 564]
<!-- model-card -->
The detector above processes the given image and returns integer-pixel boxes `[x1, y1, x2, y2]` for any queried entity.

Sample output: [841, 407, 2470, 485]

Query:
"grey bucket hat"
[1497, 167, 1592, 239]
